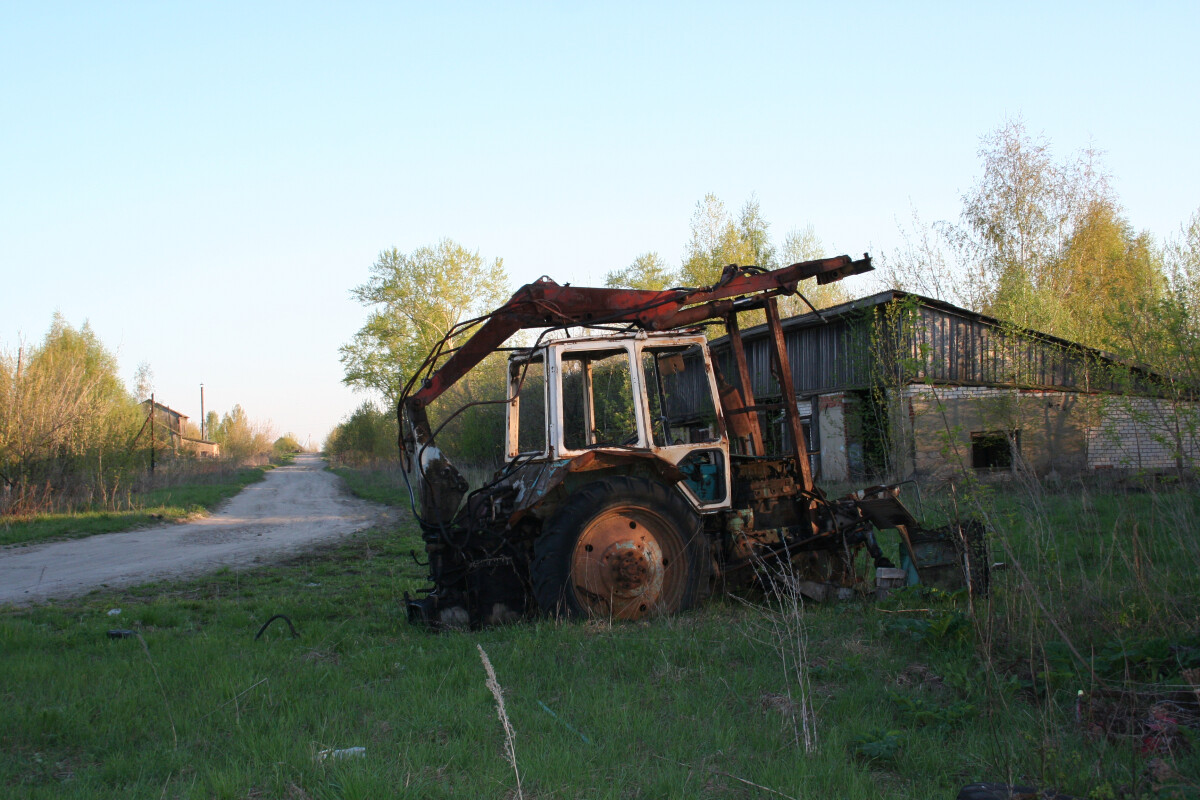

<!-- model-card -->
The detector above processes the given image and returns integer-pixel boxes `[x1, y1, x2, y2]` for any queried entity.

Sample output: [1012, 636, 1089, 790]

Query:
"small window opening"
[562, 349, 638, 450]
[512, 357, 546, 456]
[642, 346, 719, 447]
[971, 431, 1017, 470]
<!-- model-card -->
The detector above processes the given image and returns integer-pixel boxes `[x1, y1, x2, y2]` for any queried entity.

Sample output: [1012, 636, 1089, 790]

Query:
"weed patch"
[0, 467, 268, 547]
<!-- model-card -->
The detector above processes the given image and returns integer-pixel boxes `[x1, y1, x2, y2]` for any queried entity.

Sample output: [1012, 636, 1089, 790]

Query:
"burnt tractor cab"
[402, 256, 987, 628]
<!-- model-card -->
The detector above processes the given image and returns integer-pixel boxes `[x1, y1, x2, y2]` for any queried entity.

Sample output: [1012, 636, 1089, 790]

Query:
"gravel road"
[0, 454, 390, 605]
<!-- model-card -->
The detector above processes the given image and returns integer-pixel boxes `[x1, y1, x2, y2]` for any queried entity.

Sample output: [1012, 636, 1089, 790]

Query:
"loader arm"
[402, 254, 872, 445]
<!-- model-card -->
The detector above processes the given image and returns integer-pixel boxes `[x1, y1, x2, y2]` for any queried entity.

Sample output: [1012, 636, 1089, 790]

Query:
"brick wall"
[1086, 397, 1200, 470]
[894, 385, 1092, 480]
[887, 385, 1200, 478]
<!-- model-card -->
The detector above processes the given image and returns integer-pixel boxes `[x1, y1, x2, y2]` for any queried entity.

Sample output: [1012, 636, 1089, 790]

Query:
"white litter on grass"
[106, 608, 121, 616]
[316, 747, 365, 762]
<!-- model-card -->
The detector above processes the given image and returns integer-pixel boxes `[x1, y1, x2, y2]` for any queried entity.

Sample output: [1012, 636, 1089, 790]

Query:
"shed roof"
[706, 290, 1169, 397]
[720, 290, 1129, 360]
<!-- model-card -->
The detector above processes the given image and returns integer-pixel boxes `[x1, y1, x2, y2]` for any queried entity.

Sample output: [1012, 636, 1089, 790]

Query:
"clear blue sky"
[3, 2, 1197, 444]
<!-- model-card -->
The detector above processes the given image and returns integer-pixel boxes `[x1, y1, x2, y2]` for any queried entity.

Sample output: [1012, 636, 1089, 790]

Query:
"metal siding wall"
[671, 298, 1149, 420]
[664, 353, 713, 420]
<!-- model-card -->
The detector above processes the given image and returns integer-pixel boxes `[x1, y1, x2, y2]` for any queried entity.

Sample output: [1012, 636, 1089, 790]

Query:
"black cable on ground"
[254, 614, 299, 640]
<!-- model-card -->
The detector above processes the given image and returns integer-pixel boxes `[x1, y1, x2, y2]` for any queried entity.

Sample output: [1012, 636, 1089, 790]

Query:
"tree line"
[885, 118, 1200, 421]
[0, 316, 293, 515]
[328, 118, 1199, 468]
[885, 119, 1198, 358]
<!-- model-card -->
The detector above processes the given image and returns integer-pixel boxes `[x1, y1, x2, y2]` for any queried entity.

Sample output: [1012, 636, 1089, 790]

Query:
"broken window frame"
[505, 352, 549, 460]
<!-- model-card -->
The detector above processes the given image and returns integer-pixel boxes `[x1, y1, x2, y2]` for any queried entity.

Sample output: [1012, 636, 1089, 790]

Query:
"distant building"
[140, 399, 220, 458]
[679, 291, 1198, 483]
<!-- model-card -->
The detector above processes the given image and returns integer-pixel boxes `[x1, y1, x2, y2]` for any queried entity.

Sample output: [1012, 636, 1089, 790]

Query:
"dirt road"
[0, 454, 391, 605]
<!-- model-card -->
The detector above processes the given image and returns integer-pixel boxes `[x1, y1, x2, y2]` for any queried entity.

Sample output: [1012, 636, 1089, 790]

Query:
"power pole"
[200, 383, 206, 440]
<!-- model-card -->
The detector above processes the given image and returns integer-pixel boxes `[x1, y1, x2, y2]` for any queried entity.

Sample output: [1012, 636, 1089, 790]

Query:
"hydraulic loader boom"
[402, 254, 873, 449]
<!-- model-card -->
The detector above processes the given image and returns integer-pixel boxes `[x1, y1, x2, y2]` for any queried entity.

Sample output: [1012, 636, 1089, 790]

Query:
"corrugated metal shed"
[668, 291, 1163, 418]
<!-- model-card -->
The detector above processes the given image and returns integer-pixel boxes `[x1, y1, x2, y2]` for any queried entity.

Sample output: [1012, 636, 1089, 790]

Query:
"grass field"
[0, 467, 270, 548]
[1, 467, 1198, 799]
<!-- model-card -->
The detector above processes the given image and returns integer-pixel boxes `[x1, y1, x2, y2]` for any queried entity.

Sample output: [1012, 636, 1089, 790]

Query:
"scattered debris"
[315, 747, 365, 762]
[106, 608, 121, 616]
[893, 662, 945, 693]
[1075, 686, 1198, 753]
[759, 692, 799, 717]
[536, 699, 592, 744]
[1141, 701, 1185, 755]
[874, 567, 907, 600]
[1145, 756, 1187, 790]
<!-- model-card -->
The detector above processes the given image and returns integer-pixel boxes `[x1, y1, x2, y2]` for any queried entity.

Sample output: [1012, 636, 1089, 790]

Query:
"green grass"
[330, 465, 413, 507]
[1, 469, 1197, 799]
[0, 467, 270, 548]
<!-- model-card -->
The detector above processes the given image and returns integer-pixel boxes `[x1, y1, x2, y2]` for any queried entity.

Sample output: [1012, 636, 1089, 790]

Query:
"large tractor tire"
[532, 476, 711, 620]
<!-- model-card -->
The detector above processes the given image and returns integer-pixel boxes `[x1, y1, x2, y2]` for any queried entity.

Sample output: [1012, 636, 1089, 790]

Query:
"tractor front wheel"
[532, 476, 710, 620]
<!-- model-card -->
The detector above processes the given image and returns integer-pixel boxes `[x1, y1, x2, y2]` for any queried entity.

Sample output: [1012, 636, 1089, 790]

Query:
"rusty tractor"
[399, 254, 986, 628]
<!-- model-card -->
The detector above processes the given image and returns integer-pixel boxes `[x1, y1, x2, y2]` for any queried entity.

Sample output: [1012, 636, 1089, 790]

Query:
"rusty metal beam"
[723, 312, 765, 456]
[764, 298, 814, 491]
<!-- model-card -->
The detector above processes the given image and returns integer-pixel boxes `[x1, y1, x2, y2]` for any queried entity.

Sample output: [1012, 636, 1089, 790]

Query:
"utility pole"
[200, 383, 206, 440]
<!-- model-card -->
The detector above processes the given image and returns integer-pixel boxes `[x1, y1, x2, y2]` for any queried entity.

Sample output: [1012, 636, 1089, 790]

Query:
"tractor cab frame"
[505, 331, 732, 513]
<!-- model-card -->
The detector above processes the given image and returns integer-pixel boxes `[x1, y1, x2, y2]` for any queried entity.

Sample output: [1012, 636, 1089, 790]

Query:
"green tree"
[132, 361, 154, 402]
[885, 119, 1166, 352]
[960, 119, 1066, 321]
[210, 404, 275, 462]
[1052, 199, 1163, 348]
[1100, 209, 1200, 472]
[957, 118, 1114, 331]
[605, 252, 676, 291]
[678, 194, 779, 287]
[779, 224, 849, 313]
[1164, 207, 1200, 336]
[677, 193, 837, 320]
[324, 401, 399, 465]
[339, 239, 509, 401]
[273, 433, 303, 460]
[679, 194, 743, 287]
[1116, 208, 1200, 371]
[0, 315, 139, 501]
[737, 196, 776, 271]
